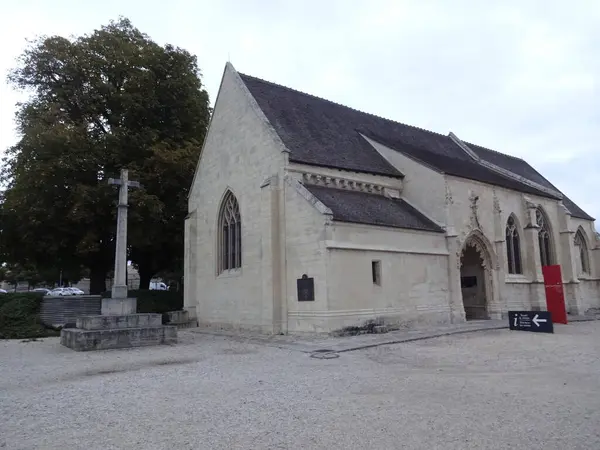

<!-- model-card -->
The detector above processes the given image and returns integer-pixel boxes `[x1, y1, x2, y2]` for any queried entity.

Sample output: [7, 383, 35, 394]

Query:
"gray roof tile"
[305, 185, 444, 233]
[239, 73, 593, 221]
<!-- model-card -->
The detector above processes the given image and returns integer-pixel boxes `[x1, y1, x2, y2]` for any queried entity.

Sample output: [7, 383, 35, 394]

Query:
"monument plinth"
[101, 297, 137, 315]
[61, 169, 177, 351]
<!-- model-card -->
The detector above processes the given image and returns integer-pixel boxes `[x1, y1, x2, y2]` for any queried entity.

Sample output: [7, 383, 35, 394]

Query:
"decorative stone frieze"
[300, 171, 388, 195]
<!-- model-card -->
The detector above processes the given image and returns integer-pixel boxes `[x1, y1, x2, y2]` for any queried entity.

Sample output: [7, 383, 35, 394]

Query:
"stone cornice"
[294, 170, 402, 198]
[284, 174, 333, 216]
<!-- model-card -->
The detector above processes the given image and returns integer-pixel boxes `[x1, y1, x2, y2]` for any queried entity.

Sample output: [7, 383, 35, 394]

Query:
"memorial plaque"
[297, 274, 315, 301]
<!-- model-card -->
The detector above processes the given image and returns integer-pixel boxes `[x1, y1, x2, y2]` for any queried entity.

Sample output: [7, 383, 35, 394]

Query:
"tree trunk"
[89, 266, 107, 295]
[138, 267, 154, 290]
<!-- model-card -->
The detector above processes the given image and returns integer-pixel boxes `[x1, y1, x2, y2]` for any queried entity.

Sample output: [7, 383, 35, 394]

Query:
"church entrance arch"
[459, 233, 493, 321]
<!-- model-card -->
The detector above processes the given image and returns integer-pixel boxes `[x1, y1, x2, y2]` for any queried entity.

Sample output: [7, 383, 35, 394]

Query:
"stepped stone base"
[60, 313, 177, 351]
[173, 320, 198, 330]
[165, 310, 197, 330]
[77, 313, 162, 330]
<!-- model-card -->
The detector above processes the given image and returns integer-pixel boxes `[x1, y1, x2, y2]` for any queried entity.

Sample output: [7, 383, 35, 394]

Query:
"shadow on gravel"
[80, 357, 200, 379]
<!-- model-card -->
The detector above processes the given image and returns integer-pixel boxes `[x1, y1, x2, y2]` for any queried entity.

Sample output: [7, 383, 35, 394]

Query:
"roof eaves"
[331, 217, 445, 233]
[287, 156, 404, 179]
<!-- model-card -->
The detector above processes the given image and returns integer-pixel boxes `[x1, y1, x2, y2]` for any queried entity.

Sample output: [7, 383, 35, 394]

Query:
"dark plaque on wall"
[297, 274, 315, 301]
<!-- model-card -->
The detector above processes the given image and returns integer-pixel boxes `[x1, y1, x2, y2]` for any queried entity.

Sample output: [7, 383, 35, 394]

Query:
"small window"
[372, 260, 381, 285]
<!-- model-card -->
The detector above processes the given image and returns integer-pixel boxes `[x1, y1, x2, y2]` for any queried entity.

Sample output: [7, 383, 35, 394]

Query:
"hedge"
[101, 289, 183, 314]
[0, 290, 183, 340]
[0, 293, 61, 339]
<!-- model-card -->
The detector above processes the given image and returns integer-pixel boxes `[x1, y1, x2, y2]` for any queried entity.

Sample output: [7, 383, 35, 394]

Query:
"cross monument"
[105, 169, 141, 314]
[59, 168, 177, 351]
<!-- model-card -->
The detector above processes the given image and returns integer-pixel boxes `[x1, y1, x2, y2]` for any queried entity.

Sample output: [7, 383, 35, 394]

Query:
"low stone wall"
[40, 296, 102, 327]
[165, 310, 198, 329]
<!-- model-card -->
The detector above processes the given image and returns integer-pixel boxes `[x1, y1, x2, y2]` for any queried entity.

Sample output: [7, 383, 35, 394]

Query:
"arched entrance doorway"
[460, 237, 492, 321]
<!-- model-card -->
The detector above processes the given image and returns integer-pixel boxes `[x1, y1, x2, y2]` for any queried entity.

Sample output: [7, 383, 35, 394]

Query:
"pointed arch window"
[536, 208, 553, 266]
[574, 230, 590, 275]
[217, 191, 241, 273]
[506, 215, 522, 274]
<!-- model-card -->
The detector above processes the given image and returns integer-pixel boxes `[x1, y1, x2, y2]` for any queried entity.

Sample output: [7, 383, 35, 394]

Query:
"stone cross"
[108, 169, 141, 300]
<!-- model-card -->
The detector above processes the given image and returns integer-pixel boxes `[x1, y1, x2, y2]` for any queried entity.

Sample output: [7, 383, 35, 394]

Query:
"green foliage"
[0, 262, 79, 287]
[1, 17, 210, 293]
[0, 293, 60, 339]
[101, 289, 183, 314]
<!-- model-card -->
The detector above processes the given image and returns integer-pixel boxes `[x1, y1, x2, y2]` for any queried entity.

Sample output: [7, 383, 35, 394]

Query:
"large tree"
[1, 17, 209, 293]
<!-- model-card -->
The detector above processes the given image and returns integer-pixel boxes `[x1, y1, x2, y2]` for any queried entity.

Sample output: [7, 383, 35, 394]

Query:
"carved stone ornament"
[445, 183, 454, 205]
[469, 191, 481, 229]
[493, 190, 501, 215]
[457, 233, 498, 271]
[301, 171, 385, 194]
[522, 195, 537, 210]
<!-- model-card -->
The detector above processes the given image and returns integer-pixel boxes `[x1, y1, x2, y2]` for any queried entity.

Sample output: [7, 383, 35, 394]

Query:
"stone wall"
[579, 279, 600, 314]
[40, 296, 102, 327]
[284, 178, 329, 333]
[365, 136, 447, 224]
[185, 63, 285, 332]
[289, 222, 451, 333]
[502, 281, 537, 313]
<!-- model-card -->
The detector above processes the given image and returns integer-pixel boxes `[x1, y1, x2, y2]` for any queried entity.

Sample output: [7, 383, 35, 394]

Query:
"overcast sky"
[1, 0, 598, 223]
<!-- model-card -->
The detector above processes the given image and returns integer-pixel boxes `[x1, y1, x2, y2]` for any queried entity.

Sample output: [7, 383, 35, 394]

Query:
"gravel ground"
[1, 322, 599, 450]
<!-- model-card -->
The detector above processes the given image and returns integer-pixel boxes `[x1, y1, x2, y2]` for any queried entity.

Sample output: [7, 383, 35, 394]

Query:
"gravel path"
[1, 322, 599, 449]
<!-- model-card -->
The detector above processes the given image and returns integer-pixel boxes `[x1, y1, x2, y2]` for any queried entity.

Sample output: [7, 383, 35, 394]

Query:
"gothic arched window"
[217, 191, 241, 273]
[506, 215, 522, 274]
[574, 229, 590, 275]
[536, 208, 553, 266]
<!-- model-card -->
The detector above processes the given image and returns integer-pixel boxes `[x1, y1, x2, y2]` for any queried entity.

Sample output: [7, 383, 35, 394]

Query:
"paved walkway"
[188, 314, 598, 355]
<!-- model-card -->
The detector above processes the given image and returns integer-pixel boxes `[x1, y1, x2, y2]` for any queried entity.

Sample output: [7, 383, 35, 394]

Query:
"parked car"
[47, 288, 75, 296]
[149, 281, 168, 291]
[67, 287, 85, 295]
[32, 288, 50, 295]
[0, 289, 7, 294]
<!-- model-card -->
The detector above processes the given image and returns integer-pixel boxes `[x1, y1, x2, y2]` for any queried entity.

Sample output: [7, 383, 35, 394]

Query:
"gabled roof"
[305, 185, 444, 233]
[238, 72, 593, 221]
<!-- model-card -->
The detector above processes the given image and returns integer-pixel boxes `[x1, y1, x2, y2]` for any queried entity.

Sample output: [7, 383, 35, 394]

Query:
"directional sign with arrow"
[509, 311, 553, 333]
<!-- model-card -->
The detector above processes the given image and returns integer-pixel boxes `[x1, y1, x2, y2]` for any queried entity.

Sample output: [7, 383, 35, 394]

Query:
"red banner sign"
[542, 265, 568, 324]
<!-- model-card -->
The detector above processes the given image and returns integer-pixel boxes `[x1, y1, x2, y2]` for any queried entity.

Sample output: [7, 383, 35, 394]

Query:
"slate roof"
[239, 72, 593, 221]
[305, 185, 444, 233]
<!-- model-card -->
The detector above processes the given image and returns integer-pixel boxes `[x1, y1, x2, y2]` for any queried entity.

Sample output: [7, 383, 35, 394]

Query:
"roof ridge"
[465, 140, 525, 162]
[238, 72, 453, 141]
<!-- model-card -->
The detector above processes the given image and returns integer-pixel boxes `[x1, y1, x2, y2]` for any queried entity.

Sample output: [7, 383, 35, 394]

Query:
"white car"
[68, 287, 85, 295]
[0, 289, 7, 294]
[48, 288, 77, 296]
[149, 281, 169, 291]
[32, 288, 50, 295]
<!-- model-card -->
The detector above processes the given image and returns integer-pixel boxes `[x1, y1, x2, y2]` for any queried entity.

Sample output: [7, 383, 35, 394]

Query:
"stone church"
[184, 62, 600, 333]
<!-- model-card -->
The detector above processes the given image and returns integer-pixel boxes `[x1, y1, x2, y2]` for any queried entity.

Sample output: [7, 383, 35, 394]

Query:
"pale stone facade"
[184, 63, 600, 334]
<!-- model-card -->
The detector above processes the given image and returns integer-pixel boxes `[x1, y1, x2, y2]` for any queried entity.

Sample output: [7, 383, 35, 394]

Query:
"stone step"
[174, 320, 198, 330]
[60, 326, 177, 351]
[76, 313, 162, 330]
[166, 310, 188, 324]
